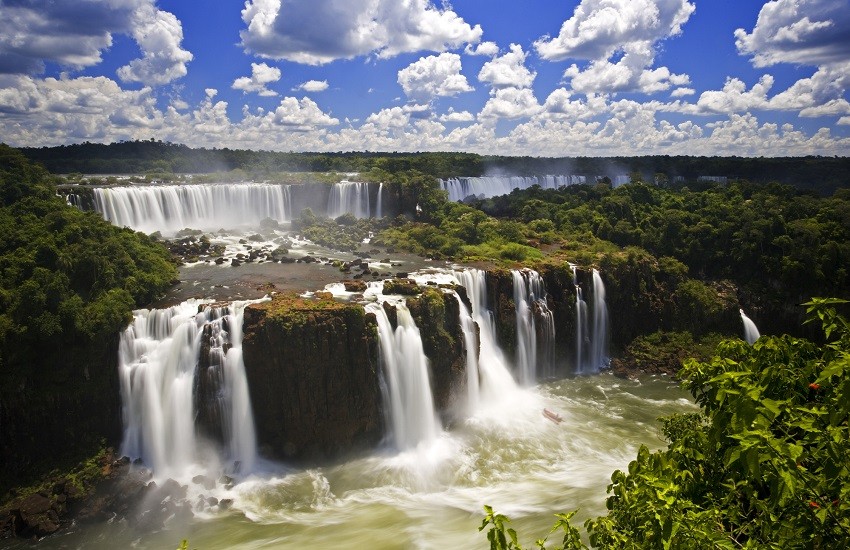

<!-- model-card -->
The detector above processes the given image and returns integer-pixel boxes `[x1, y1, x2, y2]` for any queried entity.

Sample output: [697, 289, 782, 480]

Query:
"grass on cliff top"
[251, 292, 357, 319]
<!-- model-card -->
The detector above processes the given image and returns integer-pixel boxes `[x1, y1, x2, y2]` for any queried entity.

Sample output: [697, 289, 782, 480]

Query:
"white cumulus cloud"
[0, 0, 192, 86]
[294, 80, 330, 93]
[398, 53, 473, 102]
[272, 97, 339, 129]
[232, 62, 282, 96]
[534, 0, 695, 94]
[240, 0, 483, 65]
[734, 0, 850, 68]
[464, 41, 499, 57]
[116, 3, 193, 86]
[478, 44, 535, 89]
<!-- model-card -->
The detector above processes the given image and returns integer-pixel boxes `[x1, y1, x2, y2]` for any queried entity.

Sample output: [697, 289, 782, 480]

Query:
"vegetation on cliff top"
[482, 298, 850, 549]
[0, 145, 177, 377]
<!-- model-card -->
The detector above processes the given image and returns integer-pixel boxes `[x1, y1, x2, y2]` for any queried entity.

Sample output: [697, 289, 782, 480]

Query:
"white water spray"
[376, 182, 384, 218]
[740, 309, 761, 345]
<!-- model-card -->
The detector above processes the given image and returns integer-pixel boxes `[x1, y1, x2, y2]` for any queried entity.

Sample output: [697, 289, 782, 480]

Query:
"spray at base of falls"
[118, 298, 266, 478]
[740, 309, 761, 345]
[367, 302, 441, 450]
[327, 181, 371, 219]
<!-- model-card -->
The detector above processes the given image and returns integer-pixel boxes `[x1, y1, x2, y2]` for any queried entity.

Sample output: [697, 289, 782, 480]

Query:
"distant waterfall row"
[89, 180, 386, 234]
[439, 174, 639, 202]
[118, 299, 264, 477]
[93, 183, 294, 234]
[440, 176, 586, 202]
[327, 181, 372, 219]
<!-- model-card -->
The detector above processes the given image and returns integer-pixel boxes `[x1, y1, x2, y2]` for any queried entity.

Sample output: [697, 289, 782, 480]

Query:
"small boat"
[543, 408, 563, 423]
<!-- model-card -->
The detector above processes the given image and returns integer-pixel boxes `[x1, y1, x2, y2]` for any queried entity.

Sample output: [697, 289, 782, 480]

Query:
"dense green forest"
[372, 175, 850, 338]
[0, 145, 177, 488]
[20, 140, 850, 195]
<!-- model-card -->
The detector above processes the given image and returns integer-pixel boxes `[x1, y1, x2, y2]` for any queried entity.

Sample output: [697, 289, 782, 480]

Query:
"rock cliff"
[242, 293, 382, 462]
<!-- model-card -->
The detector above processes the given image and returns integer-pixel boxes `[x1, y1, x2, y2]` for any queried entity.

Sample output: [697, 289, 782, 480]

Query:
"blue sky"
[0, 0, 848, 156]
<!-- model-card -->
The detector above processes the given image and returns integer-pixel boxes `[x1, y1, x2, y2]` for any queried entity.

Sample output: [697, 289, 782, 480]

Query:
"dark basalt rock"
[242, 294, 382, 462]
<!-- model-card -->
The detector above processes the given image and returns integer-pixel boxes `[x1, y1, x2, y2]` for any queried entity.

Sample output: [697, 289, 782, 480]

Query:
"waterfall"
[573, 267, 588, 374]
[740, 309, 761, 344]
[327, 181, 371, 219]
[511, 269, 556, 384]
[439, 175, 585, 202]
[452, 292, 480, 413]
[571, 267, 609, 374]
[452, 269, 518, 398]
[367, 303, 440, 450]
[376, 182, 384, 218]
[118, 298, 262, 476]
[590, 269, 609, 372]
[92, 183, 293, 234]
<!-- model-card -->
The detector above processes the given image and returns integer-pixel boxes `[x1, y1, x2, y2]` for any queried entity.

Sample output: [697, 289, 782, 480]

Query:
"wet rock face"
[241, 295, 383, 462]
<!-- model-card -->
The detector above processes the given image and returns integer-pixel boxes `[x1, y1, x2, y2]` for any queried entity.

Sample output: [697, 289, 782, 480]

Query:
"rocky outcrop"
[405, 287, 468, 420]
[242, 294, 382, 462]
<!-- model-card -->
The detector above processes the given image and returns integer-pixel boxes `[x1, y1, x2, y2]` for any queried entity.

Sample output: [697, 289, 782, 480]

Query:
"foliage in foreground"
[482, 298, 850, 549]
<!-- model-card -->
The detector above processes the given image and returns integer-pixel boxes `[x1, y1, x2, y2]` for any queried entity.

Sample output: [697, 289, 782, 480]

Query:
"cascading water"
[452, 292, 481, 413]
[439, 175, 586, 202]
[574, 278, 589, 374]
[327, 181, 371, 219]
[511, 269, 556, 384]
[93, 183, 293, 234]
[452, 269, 519, 399]
[590, 269, 610, 372]
[367, 302, 440, 450]
[376, 182, 384, 218]
[740, 309, 761, 344]
[571, 266, 609, 374]
[118, 298, 263, 477]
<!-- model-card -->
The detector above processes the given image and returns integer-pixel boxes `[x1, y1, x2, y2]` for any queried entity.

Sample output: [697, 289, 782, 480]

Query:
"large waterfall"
[590, 269, 609, 371]
[368, 302, 441, 450]
[512, 269, 556, 384]
[93, 183, 293, 234]
[452, 292, 481, 413]
[740, 309, 761, 344]
[440, 175, 586, 202]
[452, 269, 519, 398]
[572, 267, 609, 374]
[118, 299, 262, 476]
[327, 181, 371, 219]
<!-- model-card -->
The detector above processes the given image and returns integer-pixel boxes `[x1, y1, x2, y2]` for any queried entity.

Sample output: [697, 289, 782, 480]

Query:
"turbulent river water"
[11, 376, 693, 550]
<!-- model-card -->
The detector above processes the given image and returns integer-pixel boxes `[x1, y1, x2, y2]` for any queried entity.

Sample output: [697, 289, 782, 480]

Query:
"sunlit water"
[16, 375, 694, 550]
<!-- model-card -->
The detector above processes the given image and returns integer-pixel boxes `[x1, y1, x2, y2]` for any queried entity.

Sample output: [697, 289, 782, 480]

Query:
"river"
[9, 375, 693, 549]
